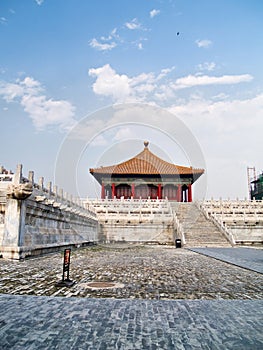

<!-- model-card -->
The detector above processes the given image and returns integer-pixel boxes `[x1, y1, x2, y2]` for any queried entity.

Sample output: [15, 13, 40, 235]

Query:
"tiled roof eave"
[89, 145, 205, 177]
[90, 169, 204, 176]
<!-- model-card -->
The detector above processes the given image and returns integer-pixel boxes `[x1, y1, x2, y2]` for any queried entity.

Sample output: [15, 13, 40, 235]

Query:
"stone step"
[173, 202, 231, 247]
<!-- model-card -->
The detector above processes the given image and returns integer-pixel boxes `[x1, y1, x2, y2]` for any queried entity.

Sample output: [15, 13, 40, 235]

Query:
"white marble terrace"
[199, 199, 263, 225]
[84, 197, 174, 224]
[199, 199, 263, 244]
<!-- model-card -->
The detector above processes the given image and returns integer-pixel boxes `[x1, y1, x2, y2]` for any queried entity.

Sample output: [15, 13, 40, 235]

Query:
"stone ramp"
[0, 294, 262, 349]
[172, 203, 231, 247]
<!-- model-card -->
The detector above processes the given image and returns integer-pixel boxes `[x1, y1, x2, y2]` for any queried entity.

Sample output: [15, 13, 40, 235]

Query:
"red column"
[111, 183, 116, 198]
[177, 185, 181, 202]
[101, 183, 105, 199]
[187, 184, 192, 202]
[131, 183, 135, 198]
[158, 184, 162, 199]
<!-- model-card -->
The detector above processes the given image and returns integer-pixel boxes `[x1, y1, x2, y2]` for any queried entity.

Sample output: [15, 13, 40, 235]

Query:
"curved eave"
[89, 144, 204, 184]
[90, 169, 204, 184]
[89, 168, 204, 176]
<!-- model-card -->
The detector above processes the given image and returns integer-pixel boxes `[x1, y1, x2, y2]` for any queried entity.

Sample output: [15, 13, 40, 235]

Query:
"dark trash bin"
[175, 239, 181, 248]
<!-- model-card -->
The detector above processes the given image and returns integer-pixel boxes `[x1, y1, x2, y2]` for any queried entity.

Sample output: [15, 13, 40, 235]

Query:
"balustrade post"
[38, 177, 44, 190]
[47, 181, 52, 195]
[2, 164, 28, 259]
[28, 171, 34, 185]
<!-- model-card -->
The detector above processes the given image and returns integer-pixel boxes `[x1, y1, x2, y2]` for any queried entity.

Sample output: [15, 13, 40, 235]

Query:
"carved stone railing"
[198, 198, 263, 245]
[207, 213, 236, 246]
[85, 197, 173, 222]
[197, 200, 236, 246]
[173, 213, 186, 245]
[0, 164, 98, 259]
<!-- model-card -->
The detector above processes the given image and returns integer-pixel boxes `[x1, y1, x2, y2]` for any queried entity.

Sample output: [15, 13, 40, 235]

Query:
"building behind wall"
[250, 172, 263, 200]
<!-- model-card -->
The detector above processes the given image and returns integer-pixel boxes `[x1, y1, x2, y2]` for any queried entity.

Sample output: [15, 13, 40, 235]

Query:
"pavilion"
[89, 141, 204, 202]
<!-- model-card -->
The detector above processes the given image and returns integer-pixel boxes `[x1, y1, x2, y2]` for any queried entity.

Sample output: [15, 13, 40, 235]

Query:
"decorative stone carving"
[35, 195, 46, 202]
[7, 183, 33, 200]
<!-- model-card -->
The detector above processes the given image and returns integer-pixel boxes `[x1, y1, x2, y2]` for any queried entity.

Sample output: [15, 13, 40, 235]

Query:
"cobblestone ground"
[0, 244, 262, 300]
[1, 295, 262, 350]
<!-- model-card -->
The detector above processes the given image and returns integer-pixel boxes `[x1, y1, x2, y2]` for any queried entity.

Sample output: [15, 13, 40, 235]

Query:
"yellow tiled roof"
[90, 143, 204, 176]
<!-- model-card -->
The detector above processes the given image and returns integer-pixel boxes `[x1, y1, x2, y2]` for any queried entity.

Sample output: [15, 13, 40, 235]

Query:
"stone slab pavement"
[189, 247, 263, 274]
[1, 246, 262, 299]
[0, 245, 262, 349]
[0, 294, 262, 350]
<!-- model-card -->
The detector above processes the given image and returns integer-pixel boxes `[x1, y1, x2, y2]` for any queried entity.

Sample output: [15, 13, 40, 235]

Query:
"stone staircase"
[171, 202, 232, 247]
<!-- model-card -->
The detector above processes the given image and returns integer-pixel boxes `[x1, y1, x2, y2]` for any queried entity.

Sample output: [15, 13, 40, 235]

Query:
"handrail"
[197, 200, 236, 246]
[209, 214, 236, 246]
[173, 212, 186, 245]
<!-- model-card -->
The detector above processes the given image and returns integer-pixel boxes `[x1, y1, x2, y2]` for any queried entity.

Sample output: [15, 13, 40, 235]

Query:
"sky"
[0, 0, 263, 200]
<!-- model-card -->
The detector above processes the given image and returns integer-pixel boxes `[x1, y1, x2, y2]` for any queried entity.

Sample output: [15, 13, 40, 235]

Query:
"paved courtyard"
[1, 294, 262, 350]
[0, 245, 262, 349]
[0, 245, 262, 299]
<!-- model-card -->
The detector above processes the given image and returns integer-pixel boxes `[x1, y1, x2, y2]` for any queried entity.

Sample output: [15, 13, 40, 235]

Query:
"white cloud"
[89, 28, 120, 51]
[88, 64, 253, 103]
[154, 85, 175, 101]
[21, 94, 75, 131]
[0, 77, 76, 131]
[171, 74, 253, 90]
[132, 37, 148, 51]
[89, 38, 117, 51]
[35, 0, 44, 5]
[212, 93, 229, 100]
[195, 39, 212, 48]
[89, 134, 108, 147]
[168, 93, 263, 198]
[129, 72, 155, 86]
[113, 127, 135, 141]
[0, 81, 24, 102]
[125, 18, 141, 30]
[157, 66, 175, 80]
[150, 9, 160, 18]
[168, 93, 263, 142]
[111, 28, 118, 37]
[71, 119, 107, 142]
[89, 65, 168, 103]
[89, 19, 147, 52]
[89, 64, 131, 102]
[0, 17, 7, 25]
[197, 62, 216, 72]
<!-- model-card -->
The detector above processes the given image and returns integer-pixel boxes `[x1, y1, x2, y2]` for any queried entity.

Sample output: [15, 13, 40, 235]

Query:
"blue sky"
[0, 0, 263, 199]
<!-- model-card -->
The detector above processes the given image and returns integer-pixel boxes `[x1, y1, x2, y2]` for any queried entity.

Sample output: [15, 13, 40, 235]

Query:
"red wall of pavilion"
[101, 182, 192, 202]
